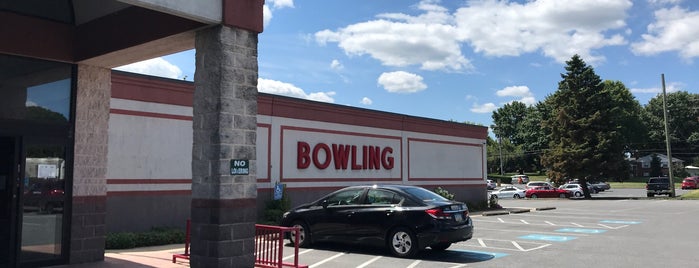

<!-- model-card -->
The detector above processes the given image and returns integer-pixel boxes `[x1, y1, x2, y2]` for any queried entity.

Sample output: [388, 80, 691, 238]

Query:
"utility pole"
[498, 136, 503, 187]
[661, 74, 676, 197]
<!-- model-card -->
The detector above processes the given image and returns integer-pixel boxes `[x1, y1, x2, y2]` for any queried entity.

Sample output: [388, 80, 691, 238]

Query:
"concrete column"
[70, 65, 110, 263]
[190, 25, 258, 268]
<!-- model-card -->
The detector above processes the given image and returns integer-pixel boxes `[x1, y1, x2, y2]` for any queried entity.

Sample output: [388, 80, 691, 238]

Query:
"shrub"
[433, 187, 455, 200]
[106, 227, 185, 250]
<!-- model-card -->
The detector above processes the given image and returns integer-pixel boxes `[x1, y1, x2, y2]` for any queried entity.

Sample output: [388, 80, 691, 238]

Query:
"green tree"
[650, 154, 662, 177]
[541, 55, 630, 198]
[641, 91, 699, 161]
[519, 101, 553, 172]
[492, 101, 528, 145]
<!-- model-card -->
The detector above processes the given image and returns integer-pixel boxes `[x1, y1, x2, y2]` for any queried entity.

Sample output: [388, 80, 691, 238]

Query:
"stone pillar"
[70, 65, 110, 263]
[190, 25, 258, 268]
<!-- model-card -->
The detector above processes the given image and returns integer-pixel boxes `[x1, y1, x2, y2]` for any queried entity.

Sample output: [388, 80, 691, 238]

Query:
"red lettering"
[297, 141, 395, 171]
[368, 146, 381, 169]
[351, 145, 362, 170]
[332, 144, 351, 169]
[381, 147, 394, 169]
[297, 142, 310, 169]
[313, 143, 331, 169]
[362, 146, 368, 170]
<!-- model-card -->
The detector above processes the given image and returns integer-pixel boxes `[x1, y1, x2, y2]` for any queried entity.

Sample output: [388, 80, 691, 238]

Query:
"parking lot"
[280, 197, 699, 268]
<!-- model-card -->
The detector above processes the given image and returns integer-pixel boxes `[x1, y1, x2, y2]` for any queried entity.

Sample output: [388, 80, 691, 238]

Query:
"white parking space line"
[498, 218, 505, 223]
[511, 241, 525, 251]
[284, 248, 313, 260]
[598, 224, 629, 229]
[475, 217, 631, 229]
[309, 252, 346, 268]
[462, 238, 551, 252]
[406, 260, 421, 268]
[447, 264, 467, 268]
[355, 256, 382, 268]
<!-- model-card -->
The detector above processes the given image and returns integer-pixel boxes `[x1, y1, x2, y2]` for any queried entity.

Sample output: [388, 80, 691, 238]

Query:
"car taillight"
[425, 208, 450, 219]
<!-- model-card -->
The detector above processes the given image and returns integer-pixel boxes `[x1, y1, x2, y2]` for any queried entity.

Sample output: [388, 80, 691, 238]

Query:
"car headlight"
[282, 212, 290, 218]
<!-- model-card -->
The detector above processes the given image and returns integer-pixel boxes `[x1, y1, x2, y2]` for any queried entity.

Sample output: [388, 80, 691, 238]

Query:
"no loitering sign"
[230, 159, 249, 175]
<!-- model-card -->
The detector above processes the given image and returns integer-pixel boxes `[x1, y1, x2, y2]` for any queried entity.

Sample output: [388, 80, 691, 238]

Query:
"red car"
[525, 186, 570, 198]
[681, 177, 699, 189]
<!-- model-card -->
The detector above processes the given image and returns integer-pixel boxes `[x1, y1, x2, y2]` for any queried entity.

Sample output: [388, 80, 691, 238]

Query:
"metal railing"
[254, 224, 308, 268]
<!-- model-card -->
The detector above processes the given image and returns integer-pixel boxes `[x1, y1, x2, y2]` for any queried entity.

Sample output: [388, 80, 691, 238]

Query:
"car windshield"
[403, 187, 449, 203]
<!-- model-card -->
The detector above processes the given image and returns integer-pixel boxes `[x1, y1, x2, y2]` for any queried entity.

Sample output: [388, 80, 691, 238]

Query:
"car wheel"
[647, 193, 654, 197]
[530, 194, 538, 198]
[290, 221, 311, 248]
[430, 242, 451, 251]
[574, 192, 582, 197]
[559, 193, 566, 198]
[388, 227, 418, 258]
[669, 193, 675, 197]
[513, 194, 521, 199]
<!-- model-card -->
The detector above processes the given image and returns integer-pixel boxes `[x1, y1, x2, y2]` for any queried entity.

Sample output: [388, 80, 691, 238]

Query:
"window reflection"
[21, 144, 65, 261]
[26, 79, 71, 122]
[0, 54, 71, 123]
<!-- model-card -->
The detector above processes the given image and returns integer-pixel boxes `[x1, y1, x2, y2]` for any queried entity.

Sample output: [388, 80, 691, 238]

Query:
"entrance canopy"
[0, 0, 262, 68]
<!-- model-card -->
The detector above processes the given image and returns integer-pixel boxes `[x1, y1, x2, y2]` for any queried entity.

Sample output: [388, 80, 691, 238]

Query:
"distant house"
[631, 154, 684, 177]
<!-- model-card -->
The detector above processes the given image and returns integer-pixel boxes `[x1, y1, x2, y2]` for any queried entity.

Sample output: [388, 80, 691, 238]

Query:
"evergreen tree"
[541, 55, 629, 198]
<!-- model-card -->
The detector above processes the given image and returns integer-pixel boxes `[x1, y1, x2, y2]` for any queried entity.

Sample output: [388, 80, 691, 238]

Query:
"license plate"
[454, 213, 463, 221]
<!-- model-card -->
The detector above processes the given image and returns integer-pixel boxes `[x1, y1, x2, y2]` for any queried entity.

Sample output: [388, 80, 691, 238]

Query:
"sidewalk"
[50, 244, 189, 268]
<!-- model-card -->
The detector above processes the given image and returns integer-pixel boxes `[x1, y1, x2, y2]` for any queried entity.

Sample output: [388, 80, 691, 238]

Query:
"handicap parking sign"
[274, 183, 284, 200]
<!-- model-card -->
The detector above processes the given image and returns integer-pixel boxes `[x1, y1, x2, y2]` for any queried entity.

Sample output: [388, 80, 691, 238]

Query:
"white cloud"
[315, 1, 473, 72]
[630, 82, 683, 94]
[377, 71, 427, 93]
[114, 57, 182, 79]
[470, 103, 498, 113]
[631, 6, 699, 60]
[496, 85, 537, 105]
[269, 0, 294, 9]
[361, 97, 373, 105]
[263, 0, 294, 28]
[316, 0, 631, 70]
[454, 0, 631, 64]
[263, 5, 272, 28]
[330, 59, 344, 70]
[258, 78, 336, 103]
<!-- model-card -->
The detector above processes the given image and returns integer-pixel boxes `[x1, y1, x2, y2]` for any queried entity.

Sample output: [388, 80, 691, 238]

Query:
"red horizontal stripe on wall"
[110, 109, 193, 121]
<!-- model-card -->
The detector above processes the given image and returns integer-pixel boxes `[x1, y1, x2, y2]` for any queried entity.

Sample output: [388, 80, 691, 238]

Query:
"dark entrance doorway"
[0, 135, 71, 268]
[1, 54, 74, 267]
[0, 136, 20, 267]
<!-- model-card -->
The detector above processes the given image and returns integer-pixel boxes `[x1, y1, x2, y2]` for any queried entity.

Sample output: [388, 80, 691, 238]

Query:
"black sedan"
[280, 185, 473, 258]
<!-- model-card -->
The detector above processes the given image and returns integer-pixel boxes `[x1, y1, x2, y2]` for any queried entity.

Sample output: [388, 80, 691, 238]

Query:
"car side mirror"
[321, 199, 329, 209]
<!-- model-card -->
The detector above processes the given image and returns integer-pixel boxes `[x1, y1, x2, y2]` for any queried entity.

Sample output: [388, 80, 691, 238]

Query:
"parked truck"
[646, 177, 673, 197]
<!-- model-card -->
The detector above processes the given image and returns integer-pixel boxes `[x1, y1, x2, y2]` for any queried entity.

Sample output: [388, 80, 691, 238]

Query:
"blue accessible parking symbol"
[519, 234, 578, 242]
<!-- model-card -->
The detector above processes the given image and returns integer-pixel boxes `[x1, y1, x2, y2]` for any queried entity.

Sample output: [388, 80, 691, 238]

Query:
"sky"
[115, 0, 699, 131]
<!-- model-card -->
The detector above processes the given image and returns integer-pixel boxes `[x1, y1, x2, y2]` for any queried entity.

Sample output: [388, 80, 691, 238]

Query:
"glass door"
[19, 139, 68, 266]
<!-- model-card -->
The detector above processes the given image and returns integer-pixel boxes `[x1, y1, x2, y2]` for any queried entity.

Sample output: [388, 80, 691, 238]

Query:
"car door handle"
[346, 212, 355, 218]
[385, 210, 394, 216]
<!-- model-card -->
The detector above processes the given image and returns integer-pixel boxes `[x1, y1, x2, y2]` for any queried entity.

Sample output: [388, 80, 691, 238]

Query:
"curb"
[534, 207, 556, 211]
